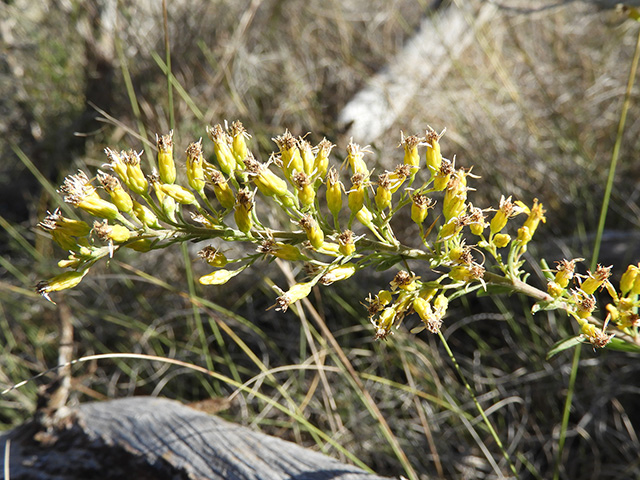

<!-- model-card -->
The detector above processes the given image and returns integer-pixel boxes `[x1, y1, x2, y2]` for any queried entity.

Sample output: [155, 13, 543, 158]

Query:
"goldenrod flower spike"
[156, 130, 176, 184]
[207, 124, 236, 175]
[186, 139, 206, 193]
[234, 188, 255, 233]
[97, 171, 133, 214]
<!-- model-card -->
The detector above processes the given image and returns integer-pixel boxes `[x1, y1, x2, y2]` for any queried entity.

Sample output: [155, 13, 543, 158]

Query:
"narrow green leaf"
[547, 336, 583, 359]
[604, 337, 640, 354]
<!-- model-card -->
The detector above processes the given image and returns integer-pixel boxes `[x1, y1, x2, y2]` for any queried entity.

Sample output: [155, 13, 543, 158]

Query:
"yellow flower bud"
[326, 167, 343, 218]
[344, 141, 369, 176]
[160, 184, 198, 205]
[490, 195, 519, 235]
[208, 169, 235, 209]
[337, 230, 356, 256]
[299, 139, 315, 176]
[273, 130, 303, 180]
[356, 206, 375, 230]
[411, 193, 432, 225]
[348, 173, 367, 214]
[425, 126, 444, 178]
[234, 188, 254, 233]
[156, 130, 176, 184]
[199, 268, 240, 285]
[449, 263, 484, 283]
[186, 139, 206, 193]
[198, 246, 229, 268]
[620, 264, 639, 295]
[207, 124, 236, 175]
[554, 259, 578, 288]
[36, 269, 89, 302]
[121, 150, 148, 195]
[373, 307, 396, 340]
[292, 172, 315, 209]
[132, 200, 160, 228]
[39, 209, 91, 237]
[300, 214, 324, 249]
[443, 170, 468, 222]
[76, 196, 120, 220]
[400, 132, 421, 169]
[320, 263, 356, 285]
[432, 158, 453, 191]
[104, 148, 129, 184]
[314, 138, 334, 179]
[125, 238, 153, 252]
[244, 157, 290, 198]
[386, 164, 413, 194]
[580, 265, 612, 295]
[274, 281, 314, 312]
[547, 281, 564, 297]
[494, 233, 511, 248]
[97, 171, 133, 213]
[93, 220, 131, 243]
[375, 174, 392, 211]
[229, 120, 250, 165]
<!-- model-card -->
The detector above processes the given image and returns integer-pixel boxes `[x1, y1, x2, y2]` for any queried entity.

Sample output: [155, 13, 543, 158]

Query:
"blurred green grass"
[2, 1, 640, 478]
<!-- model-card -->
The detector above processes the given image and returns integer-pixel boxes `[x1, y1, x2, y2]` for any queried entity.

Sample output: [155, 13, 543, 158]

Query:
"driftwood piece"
[1, 396, 393, 480]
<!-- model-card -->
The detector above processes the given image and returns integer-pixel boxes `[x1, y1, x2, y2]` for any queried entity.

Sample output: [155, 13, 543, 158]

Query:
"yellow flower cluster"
[35, 120, 633, 348]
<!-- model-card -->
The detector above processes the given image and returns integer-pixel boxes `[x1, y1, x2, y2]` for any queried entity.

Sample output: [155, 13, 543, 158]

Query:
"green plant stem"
[437, 330, 519, 478]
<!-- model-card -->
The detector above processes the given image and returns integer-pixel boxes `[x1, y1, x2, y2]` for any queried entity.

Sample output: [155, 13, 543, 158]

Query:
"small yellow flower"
[400, 132, 421, 169]
[449, 263, 485, 283]
[229, 120, 250, 165]
[234, 188, 254, 233]
[347, 173, 367, 215]
[299, 214, 324, 249]
[160, 184, 198, 205]
[244, 157, 290, 198]
[390, 271, 419, 291]
[36, 269, 89, 303]
[97, 171, 134, 214]
[554, 259, 580, 289]
[186, 139, 206, 193]
[411, 193, 433, 225]
[432, 158, 454, 191]
[273, 130, 303, 180]
[521, 198, 546, 237]
[199, 268, 240, 285]
[208, 169, 236, 209]
[375, 173, 392, 211]
[121, 150, 149, 195]
[132, 200, 160, 228]
[490, 195, 525, 235]
[373, 307, 396, 340]
[326, 167, 343, 218]
[274, 281, 314, 311]
[467, 203, 487, 236]
[299, 138, 315, 176]
[104, 148, 128, 184]
[320, 263, 357, 285]
[580, 264, 612, 295]
[207, 124, 236, 175]
[356, 206, 375, 230]
[292, 171, 315, 209]
[425, 126, 445, 178]
[258, 240, 307, 261]
[386, 164, 413, 193]
[198, 246, 229, 268]
[156, 130, 176, 184]
[547, 281, 564, 297]
[344, 140, 370, 176]
[93, 220, 131, 243]
[39, 209, 91, 237]
[493, 233, 511, 248]
[314, 138, 334, 179]
[620, 264, 639, 295]
[337, 230, 356, 256]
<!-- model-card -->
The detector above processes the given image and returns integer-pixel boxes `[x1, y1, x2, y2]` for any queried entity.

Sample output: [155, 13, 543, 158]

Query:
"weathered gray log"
[1, 396, 393, 480]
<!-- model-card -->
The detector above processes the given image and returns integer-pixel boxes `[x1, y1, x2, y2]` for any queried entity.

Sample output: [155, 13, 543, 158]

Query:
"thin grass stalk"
[437, 330, 519, 478]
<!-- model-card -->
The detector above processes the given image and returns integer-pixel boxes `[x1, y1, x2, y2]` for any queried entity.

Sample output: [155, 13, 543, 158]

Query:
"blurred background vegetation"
[2, 0, 640, 478]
